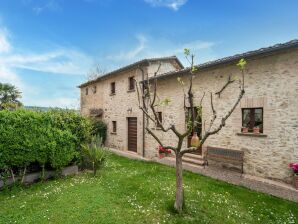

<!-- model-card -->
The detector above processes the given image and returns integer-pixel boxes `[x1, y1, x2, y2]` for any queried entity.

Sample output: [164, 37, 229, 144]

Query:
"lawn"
[0, 154, 297, 224]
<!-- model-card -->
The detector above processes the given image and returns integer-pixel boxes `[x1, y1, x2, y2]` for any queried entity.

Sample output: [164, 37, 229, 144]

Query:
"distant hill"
[24, 106, 52, 111]
[24, 106, 79, 112]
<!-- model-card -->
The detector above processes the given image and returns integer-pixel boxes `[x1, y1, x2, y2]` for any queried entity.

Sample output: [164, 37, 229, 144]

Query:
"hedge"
[91, 119, 107, 144]
[0, 109, 92, 178]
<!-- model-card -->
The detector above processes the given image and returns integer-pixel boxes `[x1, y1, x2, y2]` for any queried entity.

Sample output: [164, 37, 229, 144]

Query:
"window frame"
[110, 82, 116, 95]
[112, 121, 117, 133]
[92, 85, 97, 94]
[128, 76, 135, 91]
[241, 107, 263, 133]
[156, 112, 162, 128]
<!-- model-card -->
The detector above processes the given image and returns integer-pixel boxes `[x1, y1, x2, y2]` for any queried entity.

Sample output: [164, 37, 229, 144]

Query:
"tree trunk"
[10, 169, 15, 183]
[41, 164, 45, 181]
[21, 166, 27, 184]
[174, 153, 184, 212]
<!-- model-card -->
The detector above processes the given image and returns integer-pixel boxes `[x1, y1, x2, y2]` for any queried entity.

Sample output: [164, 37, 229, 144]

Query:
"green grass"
[0, 154, 297, 224]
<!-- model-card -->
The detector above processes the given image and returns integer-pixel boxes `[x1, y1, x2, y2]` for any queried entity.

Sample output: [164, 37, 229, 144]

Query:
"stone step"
[182, 156, 205, 166]
[183, 153, 204, 160]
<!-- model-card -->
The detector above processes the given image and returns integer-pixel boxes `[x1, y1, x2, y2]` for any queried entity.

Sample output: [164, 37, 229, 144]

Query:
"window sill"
[236, 132, 267, 137]
[109, 93, 116, 96]
[127, 89, 135, 93]
[110, 132, 117, 135]
[151, 127, 162, 131]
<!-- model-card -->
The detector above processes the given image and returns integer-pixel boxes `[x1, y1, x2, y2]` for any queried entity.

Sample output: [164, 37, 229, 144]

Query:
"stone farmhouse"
[79, 40, 298, 183]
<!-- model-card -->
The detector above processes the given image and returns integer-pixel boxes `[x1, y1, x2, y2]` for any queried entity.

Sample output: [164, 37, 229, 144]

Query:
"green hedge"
[0, 109, 92, 174]
[91, 120, 107, 144]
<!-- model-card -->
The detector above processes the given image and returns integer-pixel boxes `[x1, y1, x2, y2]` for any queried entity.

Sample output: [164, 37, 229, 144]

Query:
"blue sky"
[0, 0, 297, 108]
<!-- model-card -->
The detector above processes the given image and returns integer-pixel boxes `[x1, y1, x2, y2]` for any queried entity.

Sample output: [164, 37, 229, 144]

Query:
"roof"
[78, 56, 184, 88]
[149, 39, 298, 81]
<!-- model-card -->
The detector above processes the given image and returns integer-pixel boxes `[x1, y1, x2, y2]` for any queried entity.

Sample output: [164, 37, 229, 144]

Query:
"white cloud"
[144, 0, 188, 11]
[0, 26, 92, 108]
[32, 0, 61, 15]
[106, 34, 147, 61]
[2, 49, 93, 76]
[0, 28, 10, 53]
[105, 34, 217, 68]
[0, 28, 93, 76]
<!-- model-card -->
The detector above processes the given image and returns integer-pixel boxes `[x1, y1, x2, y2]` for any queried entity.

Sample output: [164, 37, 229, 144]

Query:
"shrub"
[82, 135, 108, 176]
[45, 109, 92, 152]
[0, 109, 92, 184]
[91, 119, 107, 143]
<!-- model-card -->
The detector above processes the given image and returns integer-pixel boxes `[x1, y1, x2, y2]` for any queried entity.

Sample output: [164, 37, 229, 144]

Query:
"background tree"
[0, 83, 23, 110]
[85, 63, 106, 81]
[136, 49, 247, 212]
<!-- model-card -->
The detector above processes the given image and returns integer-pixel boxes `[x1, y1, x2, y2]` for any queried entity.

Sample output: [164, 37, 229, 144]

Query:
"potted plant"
[253, 126, 260, 134]
[157, 145, 171, 159]
[242, 127, 248, 133]
[289, 163, 298, 189]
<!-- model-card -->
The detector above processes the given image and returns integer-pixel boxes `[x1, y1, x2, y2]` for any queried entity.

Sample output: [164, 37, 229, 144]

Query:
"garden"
[0, 109, 297, 224]
[0, 109, 106, 186]
[0, 154, 297, 223]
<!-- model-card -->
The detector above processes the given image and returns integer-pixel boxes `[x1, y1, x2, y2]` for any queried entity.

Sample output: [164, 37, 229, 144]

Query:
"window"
[85, 87, 88, 95]
[128, 76, 135, 91]
[111, 82, 116, 94]
[156, 112, 162, 128]
[92, 85, 97, 94]
[242, 108, 263, 133]
[186, 107, 202, 136]
[112, 121, 117, 133]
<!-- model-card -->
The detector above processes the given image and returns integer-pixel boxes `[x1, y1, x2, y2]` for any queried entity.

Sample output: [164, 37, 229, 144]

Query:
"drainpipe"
[137, 65, 146, 158]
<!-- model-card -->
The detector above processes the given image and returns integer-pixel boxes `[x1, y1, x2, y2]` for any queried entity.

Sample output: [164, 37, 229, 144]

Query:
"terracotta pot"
[191, 132, 200, 148]
[293, 174, 298, 189]
[253, 127, 260, 134]
[242, 127, 248, 133]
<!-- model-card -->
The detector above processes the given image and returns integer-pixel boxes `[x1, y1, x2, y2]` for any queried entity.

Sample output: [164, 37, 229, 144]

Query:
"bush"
[0, 109, 92, 183]
[45, 109, 92, 152]
[82, 135, 108, 176]
[91, 120, 107, 144]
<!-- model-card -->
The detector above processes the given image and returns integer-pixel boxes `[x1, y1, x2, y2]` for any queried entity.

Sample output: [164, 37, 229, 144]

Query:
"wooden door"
[128, 117, 137, 152]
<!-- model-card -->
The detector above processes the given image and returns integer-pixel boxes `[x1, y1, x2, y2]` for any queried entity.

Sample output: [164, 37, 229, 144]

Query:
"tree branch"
[215, 75, 235, 98]
[146, 127, 177, 153]
[181, 88, 245, 155]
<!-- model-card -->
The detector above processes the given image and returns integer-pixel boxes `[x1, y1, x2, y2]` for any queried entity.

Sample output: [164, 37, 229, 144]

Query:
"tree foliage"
[91, 119, 107, 144]
[0, 109, 92, 183]
[0, 83, 23, 110]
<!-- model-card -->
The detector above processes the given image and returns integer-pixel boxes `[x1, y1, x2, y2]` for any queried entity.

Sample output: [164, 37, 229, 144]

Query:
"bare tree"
[85, 63, 106, 81]
[136, 49, 247, 212]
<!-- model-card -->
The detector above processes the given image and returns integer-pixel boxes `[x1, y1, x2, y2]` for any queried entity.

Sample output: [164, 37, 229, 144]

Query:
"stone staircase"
[182, 153, 205, 167]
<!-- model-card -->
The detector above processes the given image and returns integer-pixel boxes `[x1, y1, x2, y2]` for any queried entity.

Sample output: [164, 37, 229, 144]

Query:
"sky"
[0, 0, 297, 108]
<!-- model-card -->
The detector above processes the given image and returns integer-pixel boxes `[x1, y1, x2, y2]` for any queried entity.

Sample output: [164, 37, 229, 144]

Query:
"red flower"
[289, 163, 298, 174]
[157, 145, 171, 154]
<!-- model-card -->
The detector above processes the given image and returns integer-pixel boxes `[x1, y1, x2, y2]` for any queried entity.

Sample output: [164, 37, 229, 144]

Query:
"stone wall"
[145, 49, 298, 182]
[80, 60, 179, 156]
[80, 49, 298, 183]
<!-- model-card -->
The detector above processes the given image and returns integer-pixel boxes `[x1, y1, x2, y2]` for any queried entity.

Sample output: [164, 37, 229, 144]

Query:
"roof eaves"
[150, 39, 298, 81]
[78, 56, 183, 88]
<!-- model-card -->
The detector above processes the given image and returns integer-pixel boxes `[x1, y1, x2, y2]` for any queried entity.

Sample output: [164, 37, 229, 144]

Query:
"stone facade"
[80, 59, 181, 156]
[80, 47, 298, 183]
